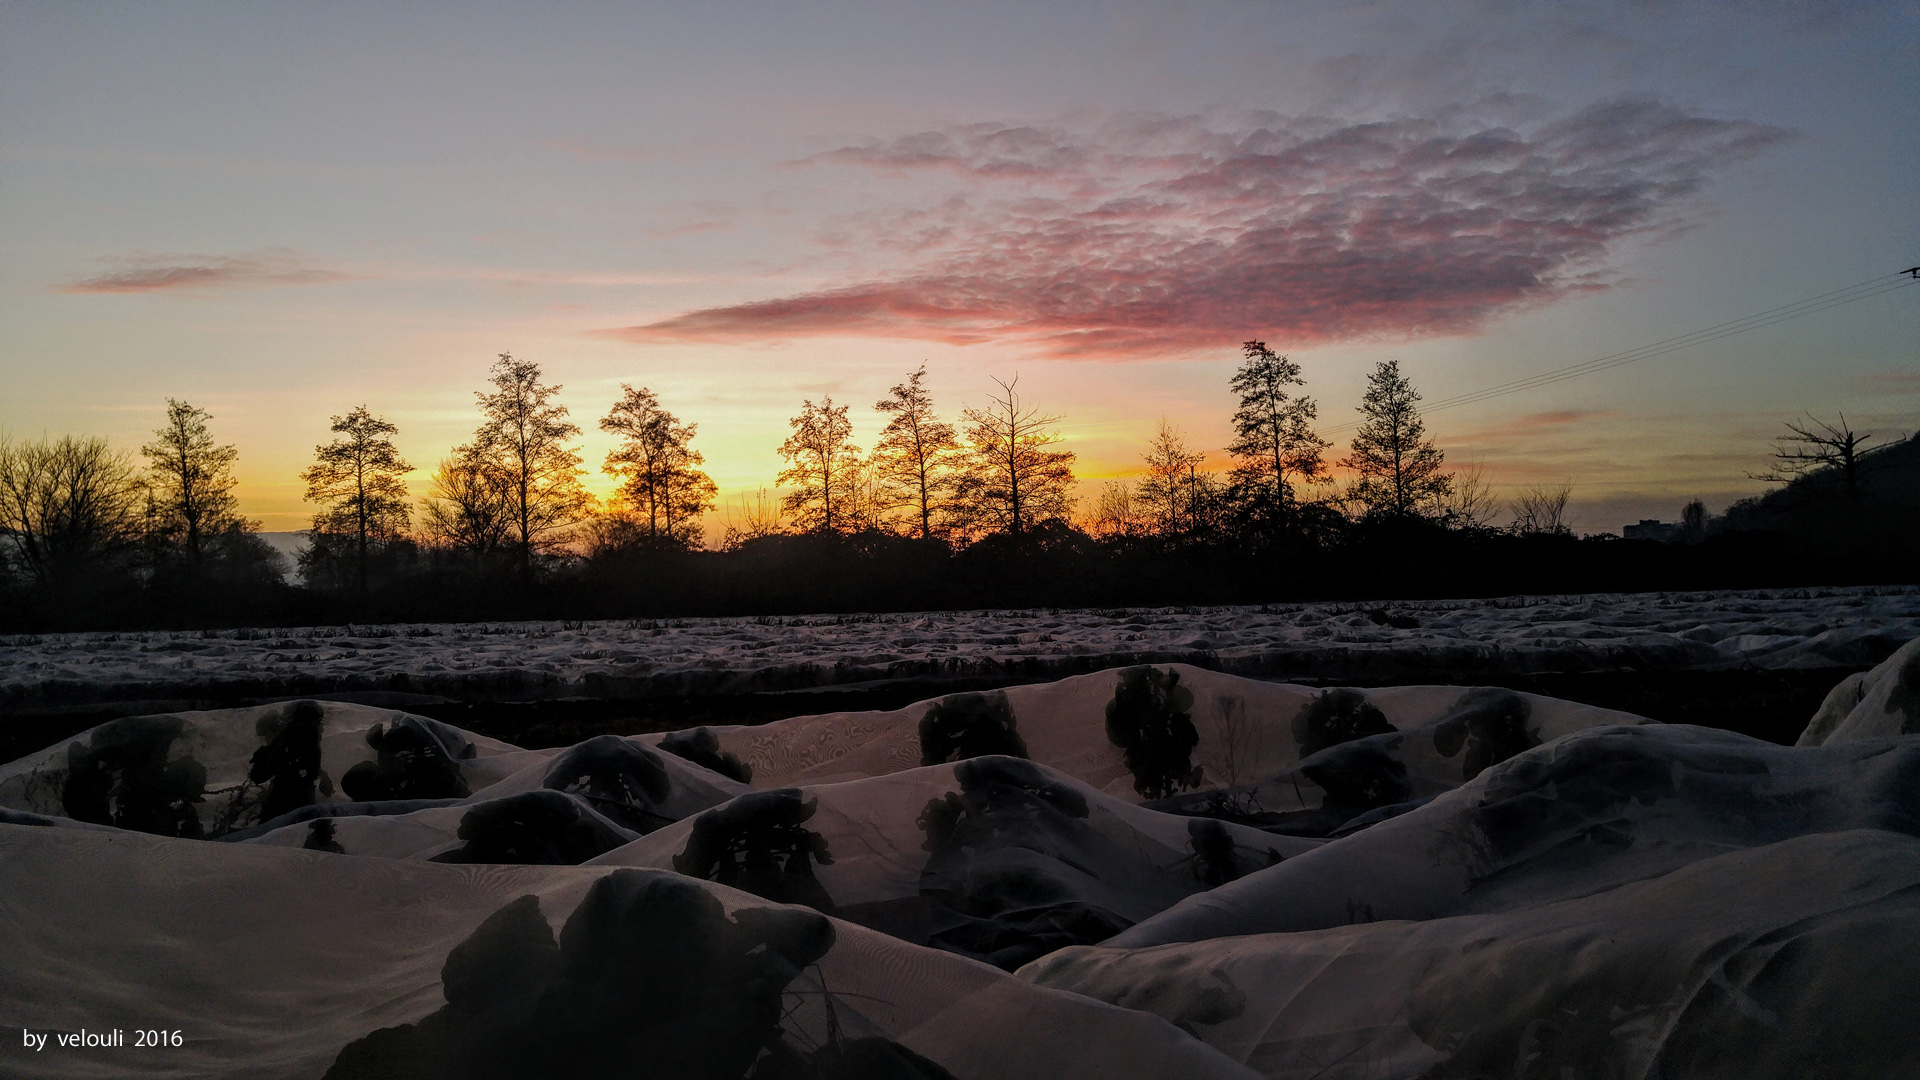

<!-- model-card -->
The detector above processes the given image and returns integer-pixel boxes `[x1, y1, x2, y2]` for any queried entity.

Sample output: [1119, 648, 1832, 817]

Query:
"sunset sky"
[2, 1, 1915, 536]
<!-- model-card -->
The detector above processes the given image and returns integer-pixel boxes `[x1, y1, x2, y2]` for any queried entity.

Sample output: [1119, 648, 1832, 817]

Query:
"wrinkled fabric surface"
[3, 653, 1917, 1079]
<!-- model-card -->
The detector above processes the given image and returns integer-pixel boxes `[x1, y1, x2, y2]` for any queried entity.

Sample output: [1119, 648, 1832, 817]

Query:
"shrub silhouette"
[249, 699, 333, 822]
[340, 716, 474, 802]
[1185, 818, 1281, 888]
[432, 791, 632, 866]
[1291, 688, 1394, 758]
[541, 735, 673, 832]
[303, 818, 346, 853]
[918, 692, 1027, 766]
[1104, 666, 1202, 799]
[659, 727, 753, 783]
[1299, 740, 1412, 816]
[1431, 687, 1539, 780]
[325, 870, 952, 1080]
[915, 756, 1137, 969]
[916, 756, 1089, 854]
[61, 715, 207, 837]
[673, 790, 836, 912]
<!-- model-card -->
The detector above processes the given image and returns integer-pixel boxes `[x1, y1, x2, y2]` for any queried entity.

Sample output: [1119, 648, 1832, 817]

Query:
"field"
[2, 589, 1917, 1077]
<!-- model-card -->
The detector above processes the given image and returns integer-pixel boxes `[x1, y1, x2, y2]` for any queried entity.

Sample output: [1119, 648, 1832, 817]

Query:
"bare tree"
[301, 406, 413, 590]
[719, 486, 786, 550]
[1342, 360, 1451, 519]
[1138, 420, 1206, 539]
[466, 353, 594, 580]
[1226, 341, 1331, 529]
[0, 434, 143, 591]
[579, 510, 643, 560]
[1086, 479, 1145, 541]
[871, 365, 962, 541]
[419, 451, 516, 558]
[778, 398, 861, 533]
[1508, 483, 1573, 536]
[958, 377, 1076, 537]
[1207, 695, 1265, 788]
[1181, 463, 1230, 540]
[1751, 413, 1879, 504]
[1439, 465, 1499, 531]
[600, 385, 716, 548]
[141, 399, 254, 564]
[842, 456, 892, 534]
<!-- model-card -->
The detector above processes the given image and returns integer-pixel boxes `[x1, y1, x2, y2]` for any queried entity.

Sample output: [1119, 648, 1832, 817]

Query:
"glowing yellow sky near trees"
[1, 1, 1915, 538]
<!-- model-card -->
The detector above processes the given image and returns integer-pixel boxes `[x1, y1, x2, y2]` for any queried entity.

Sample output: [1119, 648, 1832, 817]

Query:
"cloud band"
[612, 101, 1788, 359]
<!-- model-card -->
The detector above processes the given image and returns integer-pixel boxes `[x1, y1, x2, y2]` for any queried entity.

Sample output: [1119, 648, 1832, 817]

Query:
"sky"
[2, 0, 1916, 536]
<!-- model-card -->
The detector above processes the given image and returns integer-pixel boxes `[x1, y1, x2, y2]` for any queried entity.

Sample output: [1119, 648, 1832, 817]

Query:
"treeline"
[2, 346, 1913, 630]
[0, 400, 289, 627]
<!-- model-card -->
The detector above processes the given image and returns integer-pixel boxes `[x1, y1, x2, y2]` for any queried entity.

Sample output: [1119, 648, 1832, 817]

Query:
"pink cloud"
[61, 250, 349, 294]
[1452, 410, 1623, 440]
[610, 101, 1788, 359]
[647, 220, 732, 239]
[1862, 371, 1920, 392]
[543, 137, 656, 162]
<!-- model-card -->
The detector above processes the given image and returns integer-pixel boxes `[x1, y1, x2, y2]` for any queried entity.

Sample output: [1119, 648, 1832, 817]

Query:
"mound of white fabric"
[0, 702, 746, 850]
[0, 700, 527, 839]
[1021, 830, 1920, 1079]
[1798, 633, 1920, 745]
[585, 756, 1321, 968]
[0, 668, 1657, 977]
[3, 652, 1916, 1078]
[644, 665, 1645, 805]
[1092, 724, 1920, 948]
[0, 823, 1257, 1080]
[1014, 715, 1920, 1077]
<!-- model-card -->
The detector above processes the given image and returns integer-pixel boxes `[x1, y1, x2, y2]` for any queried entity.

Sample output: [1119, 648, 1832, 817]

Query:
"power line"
[1423, 276, 1915, 414]
[1423, 275, 1913, 412]
[1318, 270, 1919, 436]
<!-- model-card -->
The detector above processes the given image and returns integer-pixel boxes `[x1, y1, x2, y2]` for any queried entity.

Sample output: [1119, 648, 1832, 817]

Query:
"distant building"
[1622, 519, 1682, 542]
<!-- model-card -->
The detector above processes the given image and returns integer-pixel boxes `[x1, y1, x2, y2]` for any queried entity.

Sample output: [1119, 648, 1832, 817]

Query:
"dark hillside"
[1719, 430, 1920, 543]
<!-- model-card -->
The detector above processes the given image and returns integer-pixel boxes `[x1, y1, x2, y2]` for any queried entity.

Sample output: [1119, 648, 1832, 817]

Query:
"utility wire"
[1424, 276, 1912, 412]
[1317, 270, 1919, 436]
[1423, 276, 1915, 414]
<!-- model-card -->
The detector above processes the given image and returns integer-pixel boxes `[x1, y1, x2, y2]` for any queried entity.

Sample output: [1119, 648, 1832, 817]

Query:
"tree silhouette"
[420, 451, 516, 560]
[717, 486, 786, 550]
[1086, 479, 1144, 541]
[1439, 464, 1499, 531]
[1680, 498, 1708, 541]
[1181, 463, 1228, 543]
[777, 398, 861, 534]
[958, 377, 1075, 537]
[871, 365, 961, 541]
[1508, 483, 1572, 536]
[1751, 413, 1879, 505]
[1137, 421, 1206, 541]
[464, 354, 593, 581]
[141, 398, 254, 565]
[600, 385, 716, 548]
[1226, 342, 1330, 532]
[1342, 360, 1450, 519]
[301, 406, 413, 591]
[1105, 666, 1202, 799]
[0, 435, 143, 595]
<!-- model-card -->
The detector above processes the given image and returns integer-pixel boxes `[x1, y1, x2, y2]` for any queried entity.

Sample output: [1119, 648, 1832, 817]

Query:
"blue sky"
[2, 0, 1915, 533]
